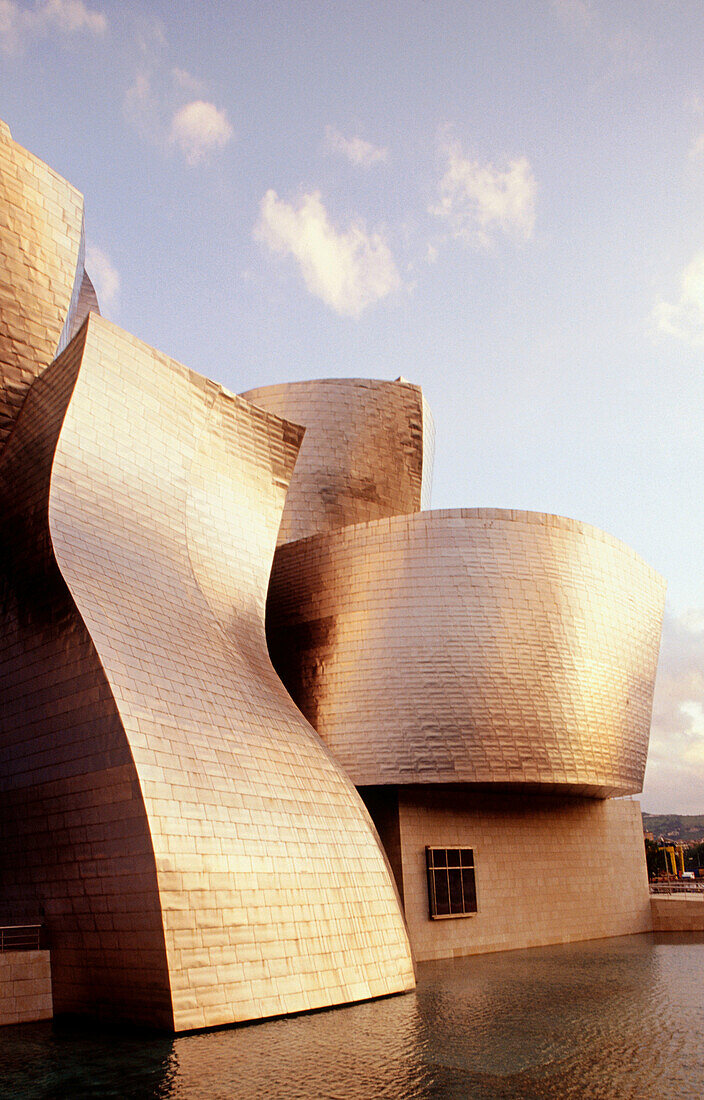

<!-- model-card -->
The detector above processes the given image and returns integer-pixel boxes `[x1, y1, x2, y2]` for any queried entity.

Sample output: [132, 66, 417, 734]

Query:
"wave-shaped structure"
[0, 315, 414, 1030]
[0, 114, 668, 1020]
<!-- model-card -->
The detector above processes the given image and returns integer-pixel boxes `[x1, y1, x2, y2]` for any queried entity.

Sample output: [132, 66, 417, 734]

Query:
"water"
[1, 933, 703, 1099]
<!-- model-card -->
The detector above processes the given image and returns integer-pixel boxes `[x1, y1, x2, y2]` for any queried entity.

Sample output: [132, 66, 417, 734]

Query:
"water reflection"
[1, 934, 703, 1099]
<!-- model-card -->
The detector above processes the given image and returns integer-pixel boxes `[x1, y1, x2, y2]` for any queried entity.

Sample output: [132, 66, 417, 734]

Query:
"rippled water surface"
[1, 934, 703, 1099]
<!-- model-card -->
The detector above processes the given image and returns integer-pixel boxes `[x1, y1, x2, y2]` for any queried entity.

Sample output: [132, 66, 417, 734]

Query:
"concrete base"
[651, 894, 704, 931]
[362, 787, 652, 962]
[0, 951, 52, 1025]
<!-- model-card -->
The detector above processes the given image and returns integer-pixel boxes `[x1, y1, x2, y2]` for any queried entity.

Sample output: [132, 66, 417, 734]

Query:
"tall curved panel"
[267, 509, 666, 797]
[0, 121, 84, 449]
[241, 378, 434, 544]
[0, 325, 174, 1028]
[34, 315, 413, 1030]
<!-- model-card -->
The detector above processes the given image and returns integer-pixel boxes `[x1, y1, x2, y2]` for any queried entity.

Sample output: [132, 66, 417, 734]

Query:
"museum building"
[0, 121, 665, 1031]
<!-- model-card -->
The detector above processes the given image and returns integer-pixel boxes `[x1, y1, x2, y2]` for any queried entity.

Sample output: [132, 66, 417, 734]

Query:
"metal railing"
[0, 925, 42, 952]
[650, 882, 704, 895]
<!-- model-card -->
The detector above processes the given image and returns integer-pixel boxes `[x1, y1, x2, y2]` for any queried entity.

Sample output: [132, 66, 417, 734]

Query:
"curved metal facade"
[267, 509, 666, 797]
[68, 268, 101, 341]
[0, 115, 668, 1020]
[241, 378, 434, 544]
[0, 315, 414, 1030]
[0, 122, 84, 449]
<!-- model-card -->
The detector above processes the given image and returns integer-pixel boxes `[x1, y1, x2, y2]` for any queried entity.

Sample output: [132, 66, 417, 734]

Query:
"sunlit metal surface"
[0, 115, 668, 1031]
[68, 268, 101, 341]
[0, 314, 414, 1031]
[0, 121, 85, 449]
[268, 509, 666, 796]
[241, 378, 434, 544]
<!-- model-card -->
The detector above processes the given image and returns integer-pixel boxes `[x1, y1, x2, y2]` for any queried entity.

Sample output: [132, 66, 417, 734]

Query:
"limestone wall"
[396, 790, 651, 961]
[651, 895, 704, 931]
[0, 952, 52, 1026]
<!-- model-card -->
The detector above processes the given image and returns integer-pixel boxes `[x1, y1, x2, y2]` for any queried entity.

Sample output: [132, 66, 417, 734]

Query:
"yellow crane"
[658, 843, 686, 878]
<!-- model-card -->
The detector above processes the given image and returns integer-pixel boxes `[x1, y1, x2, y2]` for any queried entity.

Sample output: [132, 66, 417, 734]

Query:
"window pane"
[448, 867, 463, 912]
[460, 848, 474, 867]
[446, 848, 460, 867]
[433, 869, 450, 915]
[462, 867, 477, 913]
[427, 848, 445, 870]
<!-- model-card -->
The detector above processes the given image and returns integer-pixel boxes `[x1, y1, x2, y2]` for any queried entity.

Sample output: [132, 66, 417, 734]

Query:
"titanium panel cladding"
[241, 378, 434, 544]
[0, 121, 84, 449]
[267, 509, 666, 797]
[0, 315, 414, 1030]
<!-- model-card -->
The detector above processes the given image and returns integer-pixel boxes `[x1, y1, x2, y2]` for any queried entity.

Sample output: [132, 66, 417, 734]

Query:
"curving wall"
[0, 121, 84, 450]
[0, 323, 174, 1027]
[267, 509, 666, 797]
[241, 378, 434, 544]
[0, 116, 668, 1018]
[68, 268, 101, 341]
[0, 314, 414, 1031]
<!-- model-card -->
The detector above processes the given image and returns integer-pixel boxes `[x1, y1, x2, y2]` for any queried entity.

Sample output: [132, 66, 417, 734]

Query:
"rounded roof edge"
[241, 376, 422, 397]
[274, 505, 666, 585]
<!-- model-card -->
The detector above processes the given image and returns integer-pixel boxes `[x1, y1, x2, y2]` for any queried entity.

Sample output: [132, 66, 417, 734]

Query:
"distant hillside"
[642, 813, 704, 842]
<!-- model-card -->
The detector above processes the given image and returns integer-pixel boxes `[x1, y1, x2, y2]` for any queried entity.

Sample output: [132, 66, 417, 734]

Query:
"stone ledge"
[650, 895, 704, 932]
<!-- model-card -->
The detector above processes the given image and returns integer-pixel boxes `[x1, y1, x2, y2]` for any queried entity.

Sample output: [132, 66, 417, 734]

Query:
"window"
[426, 847, 477, 919]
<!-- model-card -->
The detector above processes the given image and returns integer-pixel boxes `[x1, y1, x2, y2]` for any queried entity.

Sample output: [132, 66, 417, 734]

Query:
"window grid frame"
[426, 846, 477, 920]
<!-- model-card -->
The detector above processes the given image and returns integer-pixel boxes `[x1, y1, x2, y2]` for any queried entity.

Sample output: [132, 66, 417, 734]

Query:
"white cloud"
[169, 100, 233, 165]
[0, 2, 22, 52]
[0, 0, 105, 55]
[324, 126, 389, 168]
[123, 70, 169, 149]
[255, 190, 401, 318]
[122, 26, 227, 167]
[124, 70, 152, 120]
[42, 0, 104, 33]
[171, 67, 205, 95]
[85, 243, 119, 313]
[643, 609, 704, 813]
[430, 132, 537, 248]
[653, 252, 704, 346]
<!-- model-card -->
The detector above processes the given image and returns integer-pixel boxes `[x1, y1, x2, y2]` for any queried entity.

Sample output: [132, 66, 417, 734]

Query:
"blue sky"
[2, 0, 704, 812]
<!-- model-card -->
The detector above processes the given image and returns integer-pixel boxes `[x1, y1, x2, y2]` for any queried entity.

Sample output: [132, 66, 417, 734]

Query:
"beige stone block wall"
[651, 895, 704, 931]
[398, 790, 652, 961]
[0, 951, 52, 1026]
